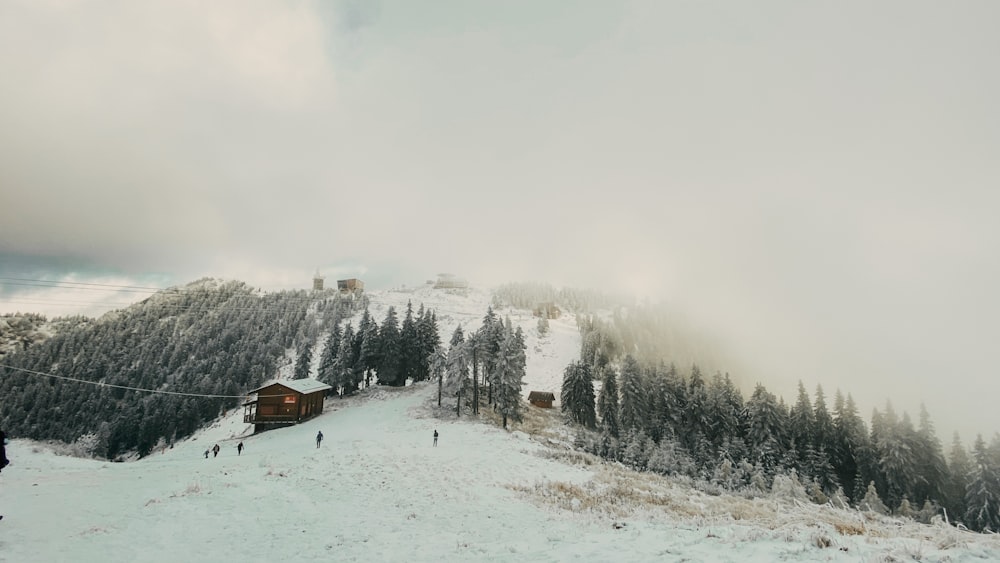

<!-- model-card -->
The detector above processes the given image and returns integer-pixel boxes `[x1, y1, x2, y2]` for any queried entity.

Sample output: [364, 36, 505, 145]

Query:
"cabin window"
[283, 395, 297, 404]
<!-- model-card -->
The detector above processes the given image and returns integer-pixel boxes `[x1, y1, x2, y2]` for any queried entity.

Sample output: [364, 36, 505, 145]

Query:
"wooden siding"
[244, 382, 327, 432]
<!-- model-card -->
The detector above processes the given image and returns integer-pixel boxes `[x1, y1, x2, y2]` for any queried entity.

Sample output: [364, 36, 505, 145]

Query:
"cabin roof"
[528, 391, 555, 401]
[250, 378, 332, 395]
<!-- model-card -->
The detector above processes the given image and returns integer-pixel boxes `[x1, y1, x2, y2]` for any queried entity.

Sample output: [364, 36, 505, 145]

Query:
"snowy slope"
[3, 286, 1000, 562]
[4, 382, 1000, 562]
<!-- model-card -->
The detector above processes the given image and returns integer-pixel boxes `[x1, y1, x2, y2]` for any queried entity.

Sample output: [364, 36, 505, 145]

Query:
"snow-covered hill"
[4, 381, 1000, 562]
[4, 285, 1000, 561]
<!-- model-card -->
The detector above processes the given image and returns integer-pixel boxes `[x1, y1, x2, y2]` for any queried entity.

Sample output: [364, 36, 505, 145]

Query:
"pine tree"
[744, 383, 786, 475]
[332, 323, 356, 396]
[294, 339, 313, 380]
[832, 391, 867, 502]
[858, 481, 889, 515]
[912, 403, 948, 507]
[400, 301, 419, 382]
[683, 365, 709, 448]
[789, 381, 815, 464]
[944, 432, 971, 524]
[706, 372, 743, 449]
[618, 355, 647, 434]
[651, 363, 684, 441]
[444, 326, 470, 415]
[358, 309, 379, 388]
[377, 307, 403, 386]
[597, 366, 620, 438]
[495, 323, 527, 429]
[417, 308, 441, 383]
[874, 403, 919, 509]
[537, 314, 549, 337]
[561, 361, 596, 428]
[431, 343, 447, 407]
[812, 385, 835, 480]
[964, 434, 1000, 532]
[317, 324, 342, 387]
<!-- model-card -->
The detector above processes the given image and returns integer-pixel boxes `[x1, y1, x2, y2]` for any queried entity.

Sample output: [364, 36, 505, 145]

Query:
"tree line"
[308, 300, 441, 394]
[431, 306, 528, 430]
[0, 280, 366, 459]
[561, 315, 1000, 532]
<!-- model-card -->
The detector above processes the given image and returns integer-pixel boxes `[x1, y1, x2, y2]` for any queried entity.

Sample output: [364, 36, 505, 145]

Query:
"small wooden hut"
[243, 378, 332, 433]
[528, 391, 556, 408]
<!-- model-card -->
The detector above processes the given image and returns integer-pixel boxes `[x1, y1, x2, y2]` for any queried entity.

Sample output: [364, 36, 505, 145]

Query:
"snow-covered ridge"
[4, 382, 998, 562]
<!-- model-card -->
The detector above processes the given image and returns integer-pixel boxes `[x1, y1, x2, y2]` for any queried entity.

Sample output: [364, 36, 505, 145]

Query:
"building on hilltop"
[533, 302, 561, 319]
[313, 270, 325, 291]
[337, 278, 364, 294]
[243, 378, 332, 434]
[433, 273, 468, 289]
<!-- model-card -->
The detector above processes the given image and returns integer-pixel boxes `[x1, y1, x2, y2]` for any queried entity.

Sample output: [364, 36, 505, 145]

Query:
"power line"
[0, 363, 296, 399]
[0, 277, 170, 292]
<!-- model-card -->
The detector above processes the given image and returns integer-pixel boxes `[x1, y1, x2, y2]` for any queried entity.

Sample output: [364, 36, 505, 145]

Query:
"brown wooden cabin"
[528, 391, 556, 408]
[243, 378, 332, 433]
[337, 278, 365, 294]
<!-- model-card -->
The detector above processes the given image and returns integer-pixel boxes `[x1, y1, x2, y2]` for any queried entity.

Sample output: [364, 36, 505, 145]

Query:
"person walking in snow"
[204, 449, 210, 459]
[316, 431, 323, 448]
[212, 443, 220, 458]
[0, 429, 9, 472]
[1, 429, 8, 522]
[433, 429, 438, 447]
[237, 442, 244, 456]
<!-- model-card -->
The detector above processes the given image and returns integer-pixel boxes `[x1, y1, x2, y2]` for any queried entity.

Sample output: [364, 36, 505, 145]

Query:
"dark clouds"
[1, 0, 999, 440]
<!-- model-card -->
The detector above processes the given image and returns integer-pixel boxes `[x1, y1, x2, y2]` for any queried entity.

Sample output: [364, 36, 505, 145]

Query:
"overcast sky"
[1, 0, 998, 441]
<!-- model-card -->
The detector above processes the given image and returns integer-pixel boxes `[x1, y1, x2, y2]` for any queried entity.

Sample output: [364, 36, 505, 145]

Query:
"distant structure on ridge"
[337, 278, 365, 295]
[312, 270, 325, 291]
[434, 273, 468, 289]
[533, 302, 561, 319]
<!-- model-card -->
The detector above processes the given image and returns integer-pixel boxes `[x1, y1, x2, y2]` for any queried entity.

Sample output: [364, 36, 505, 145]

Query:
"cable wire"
[0, 363, 300, 399]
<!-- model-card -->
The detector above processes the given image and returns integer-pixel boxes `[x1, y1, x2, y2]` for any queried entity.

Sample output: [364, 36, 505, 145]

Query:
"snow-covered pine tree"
[912, 403, 948, 507]
[945, 432, 971, 524]
[359, 309, 379, 388]
[333, 323, 355, 396]
[744, 383, 786, 475]
[495, 323, 527, 429]
[317, 323, 342, 387]
[618, 355, 647, 435]
[651, 362, 684, 442]
[377, 306, 402, 386]
[832, 391, 868, 503]
[789, 381, 815, 468]
[561, 361, 596, 429]
[706, 371, 743, 449]
[812, 385, 834, 455]
[431, 343, 447, 407]
[597, 366, 621, 438]
[400, 300, 419, 382]
[445, 326, 471, 415]
[875, 404, 919, 509]
[417, 308, 441, 383]
[683, 365, 709, 450]
[858, 481, 889, 515]
[964, 434, 1000, 532]
[293, 339, 313, 380]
